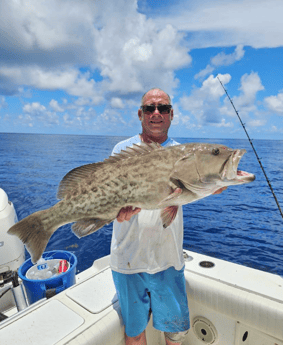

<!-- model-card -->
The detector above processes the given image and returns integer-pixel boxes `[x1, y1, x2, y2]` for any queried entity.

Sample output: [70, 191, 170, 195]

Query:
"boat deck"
[0, 250, 282, 345]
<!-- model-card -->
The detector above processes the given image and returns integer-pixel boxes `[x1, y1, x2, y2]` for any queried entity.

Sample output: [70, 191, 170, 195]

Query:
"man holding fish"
[110, 88, 226, 345]
[8, 88, 255, 343]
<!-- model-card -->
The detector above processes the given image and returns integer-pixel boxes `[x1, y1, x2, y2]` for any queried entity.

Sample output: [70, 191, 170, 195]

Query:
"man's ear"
[170, 108, 174, 121]
[138, 108, 143, 121]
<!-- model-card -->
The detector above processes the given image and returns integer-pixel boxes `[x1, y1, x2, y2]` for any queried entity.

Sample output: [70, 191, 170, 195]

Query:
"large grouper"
[8, 142, 255, 263]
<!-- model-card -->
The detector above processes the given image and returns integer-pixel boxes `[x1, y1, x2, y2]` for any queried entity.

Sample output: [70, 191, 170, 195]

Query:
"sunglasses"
[141, 104, 172, 114]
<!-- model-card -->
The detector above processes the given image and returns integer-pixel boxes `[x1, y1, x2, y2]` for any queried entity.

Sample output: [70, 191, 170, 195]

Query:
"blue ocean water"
[1, 133, 282, 276]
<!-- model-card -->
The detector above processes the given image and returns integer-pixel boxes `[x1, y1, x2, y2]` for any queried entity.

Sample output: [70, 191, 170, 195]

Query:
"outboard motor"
[0, 188, 27, 318]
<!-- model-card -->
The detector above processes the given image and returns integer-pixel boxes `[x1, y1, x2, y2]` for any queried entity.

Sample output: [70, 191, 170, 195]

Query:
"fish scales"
[8, 142, 255, 263]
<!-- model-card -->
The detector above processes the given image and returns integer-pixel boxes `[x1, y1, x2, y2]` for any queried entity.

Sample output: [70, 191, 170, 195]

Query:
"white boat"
[0, 187, 282, 345]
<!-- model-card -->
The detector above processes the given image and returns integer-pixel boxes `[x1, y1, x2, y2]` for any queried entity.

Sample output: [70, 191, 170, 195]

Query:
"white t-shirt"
[110, 135, 185, 274]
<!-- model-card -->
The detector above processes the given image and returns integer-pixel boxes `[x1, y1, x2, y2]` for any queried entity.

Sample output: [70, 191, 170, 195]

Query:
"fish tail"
[8, 210, 57, 264]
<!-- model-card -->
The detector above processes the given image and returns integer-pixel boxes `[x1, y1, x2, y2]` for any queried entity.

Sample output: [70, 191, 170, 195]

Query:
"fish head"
[173, 143, 255, 195]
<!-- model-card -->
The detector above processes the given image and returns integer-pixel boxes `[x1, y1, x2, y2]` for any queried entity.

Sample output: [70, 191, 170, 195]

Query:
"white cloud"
[0, 0, 192, 102]
[92, 109, 128, 133]
[110, 98, 124, 109]
[0, 66, 100, 99]
[96, 21, 191, 95]
[0, 97, 7, 109]
[0, 0, 97, 61]
[219, 72, 267, 131]
[49, 99, 64, 112]
[195, 45, 245, 80]
[153, 0, 283, 49]
[23, 102, 46, 114]
[214, 119, 234, 128]
[232, 72, 264, 111]
[247, 119, 266, 127]
[21, 101, 60, 127]
[180, 74, 231, 125]
[180, 72, 265, 130]
[211, 45, 245, 66]
[264, 92, 283, 115]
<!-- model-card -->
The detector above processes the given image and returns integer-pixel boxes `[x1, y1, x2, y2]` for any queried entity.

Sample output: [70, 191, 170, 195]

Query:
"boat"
[0, 187, 282, 345]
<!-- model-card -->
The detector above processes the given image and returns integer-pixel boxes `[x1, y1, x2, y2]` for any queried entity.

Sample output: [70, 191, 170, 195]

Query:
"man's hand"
[117, 206, 141, 222]
[213, 187, 228, 195]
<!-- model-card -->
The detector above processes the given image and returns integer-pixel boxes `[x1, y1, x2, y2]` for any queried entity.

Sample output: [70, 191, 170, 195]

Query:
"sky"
[1, 0, 283, 140]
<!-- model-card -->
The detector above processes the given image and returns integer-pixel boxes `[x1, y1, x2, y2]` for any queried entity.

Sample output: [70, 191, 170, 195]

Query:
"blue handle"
[55, 276, 68, 294]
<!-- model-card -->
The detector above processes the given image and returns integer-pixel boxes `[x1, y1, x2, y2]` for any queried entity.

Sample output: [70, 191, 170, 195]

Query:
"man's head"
[138, 88, 173, 143]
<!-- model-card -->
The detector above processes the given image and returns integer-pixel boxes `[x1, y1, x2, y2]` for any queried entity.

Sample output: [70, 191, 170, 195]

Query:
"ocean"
[1, 133, 282, 276]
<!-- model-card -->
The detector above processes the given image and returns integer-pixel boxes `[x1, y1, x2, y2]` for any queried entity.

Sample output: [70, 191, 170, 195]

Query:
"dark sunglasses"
[141, 104, 172, 114]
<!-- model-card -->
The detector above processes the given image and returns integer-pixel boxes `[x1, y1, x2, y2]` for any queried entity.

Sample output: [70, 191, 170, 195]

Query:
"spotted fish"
[8, 142, 255, 263]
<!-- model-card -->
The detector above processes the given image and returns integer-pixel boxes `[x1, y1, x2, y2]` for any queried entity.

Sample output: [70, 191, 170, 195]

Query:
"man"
[110, 88, 225, 345]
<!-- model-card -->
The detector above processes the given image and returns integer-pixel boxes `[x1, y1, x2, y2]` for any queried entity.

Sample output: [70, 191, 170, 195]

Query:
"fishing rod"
[217, 76, 283, 220]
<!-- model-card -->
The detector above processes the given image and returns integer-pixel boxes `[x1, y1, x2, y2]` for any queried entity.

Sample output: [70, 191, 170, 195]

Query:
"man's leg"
[125, 330, 147, 345]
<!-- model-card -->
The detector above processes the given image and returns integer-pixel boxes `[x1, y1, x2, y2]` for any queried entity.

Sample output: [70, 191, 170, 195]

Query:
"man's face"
[138, 89, 173, 137]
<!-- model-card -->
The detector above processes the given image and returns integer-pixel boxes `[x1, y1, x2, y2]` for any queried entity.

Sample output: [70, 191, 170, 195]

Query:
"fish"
[8, 142, 255, 263]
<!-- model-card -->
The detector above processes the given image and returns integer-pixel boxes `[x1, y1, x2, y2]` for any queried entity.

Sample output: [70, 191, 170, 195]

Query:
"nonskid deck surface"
[0, 251, 282, 345]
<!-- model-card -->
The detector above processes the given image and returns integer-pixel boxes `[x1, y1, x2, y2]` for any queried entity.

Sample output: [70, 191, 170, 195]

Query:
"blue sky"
[1, 0, 283, 139]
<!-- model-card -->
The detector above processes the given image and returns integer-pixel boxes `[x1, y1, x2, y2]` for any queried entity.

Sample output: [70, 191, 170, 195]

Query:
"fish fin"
[8, 211, 57, 264]
[158, 188, 183, 208]
[57, 162, 104, 199]
[71, 218, 114, 238]
[103, 142, 164, 164]
[57, 142, 164, 199]
[161, 206, 179, 228]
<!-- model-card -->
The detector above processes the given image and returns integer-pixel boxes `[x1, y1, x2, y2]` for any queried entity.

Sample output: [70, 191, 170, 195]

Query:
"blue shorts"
[112, 266, 190, 337]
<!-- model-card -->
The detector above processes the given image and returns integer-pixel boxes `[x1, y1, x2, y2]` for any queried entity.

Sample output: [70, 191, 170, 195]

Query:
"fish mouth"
[221, 149, 255, 183]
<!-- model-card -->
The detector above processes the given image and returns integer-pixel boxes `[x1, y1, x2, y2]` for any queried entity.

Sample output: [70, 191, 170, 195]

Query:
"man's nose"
[152, 106, 162, 115]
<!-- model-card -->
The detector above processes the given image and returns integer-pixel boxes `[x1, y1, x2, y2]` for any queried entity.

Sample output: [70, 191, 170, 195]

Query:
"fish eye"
[212, 148, 220, 155]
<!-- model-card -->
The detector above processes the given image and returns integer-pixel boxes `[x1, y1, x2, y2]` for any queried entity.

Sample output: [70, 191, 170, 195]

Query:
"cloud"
[97, 23, 191, 95]
[18, 99, 100, 131]
[195, 45, 245, 80]
[110, 98, 124, 109]
[180, 73, 232, 125]
[0, 0, 97, 65]
[219, 71, 267, 131]
[247, 119, 266, 127]
[231, 72, 264, 112]
[264, 92, 283, 115]
[153, 0, 283, 49]
[0, 0, 192, 100]
[0, 66, 101, 100]
[180, 72, 265, 130]
[214, 119, 234, 128]
[21, 101, 60, 127]
[23, 102, 45, 113]
[0, 96, 7, 110]
[49, 99, 64, 112]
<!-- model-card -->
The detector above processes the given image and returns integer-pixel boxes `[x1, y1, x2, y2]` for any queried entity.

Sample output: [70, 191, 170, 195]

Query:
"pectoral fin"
[71, 218, 115, 238]
[158, 188, 183, 208]
[161, 206, 179, 228]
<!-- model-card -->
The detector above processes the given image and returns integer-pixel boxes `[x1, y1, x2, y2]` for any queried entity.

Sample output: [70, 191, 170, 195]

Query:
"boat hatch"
[66, 267, 118, 313]
[0, 300, 84, 345]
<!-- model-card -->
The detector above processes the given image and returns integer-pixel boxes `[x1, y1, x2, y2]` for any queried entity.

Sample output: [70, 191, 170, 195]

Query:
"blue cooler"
[18, 250, 77, 304]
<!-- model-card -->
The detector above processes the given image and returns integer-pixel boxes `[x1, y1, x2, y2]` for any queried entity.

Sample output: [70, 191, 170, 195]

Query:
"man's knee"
[164, 330, 189, 344]
[125, 330, 146, 344]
